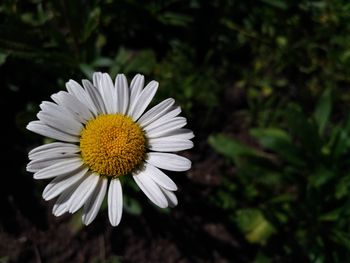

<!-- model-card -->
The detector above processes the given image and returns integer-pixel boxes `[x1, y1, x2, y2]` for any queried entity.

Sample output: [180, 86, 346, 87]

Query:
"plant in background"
[210, 88, 350, 262]
[26, 72, 194, 226]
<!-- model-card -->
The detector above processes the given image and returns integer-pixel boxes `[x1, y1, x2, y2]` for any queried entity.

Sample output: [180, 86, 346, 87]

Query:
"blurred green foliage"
[2, 0, 350, 262]
[210, 89, 350, 261]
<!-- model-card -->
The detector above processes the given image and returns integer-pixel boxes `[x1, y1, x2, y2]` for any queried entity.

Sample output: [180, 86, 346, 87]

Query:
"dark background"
[1, 0, 350, 262]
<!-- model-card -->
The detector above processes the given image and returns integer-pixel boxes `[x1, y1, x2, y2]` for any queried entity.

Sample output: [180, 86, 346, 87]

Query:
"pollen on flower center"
[80, 114, 146, 177]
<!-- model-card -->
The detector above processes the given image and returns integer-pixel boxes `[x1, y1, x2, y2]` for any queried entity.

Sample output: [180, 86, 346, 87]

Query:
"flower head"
[27, 73, 194, 226]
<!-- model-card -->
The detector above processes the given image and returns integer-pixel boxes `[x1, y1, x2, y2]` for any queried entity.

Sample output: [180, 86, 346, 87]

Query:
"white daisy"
[26, 72, 194, 226]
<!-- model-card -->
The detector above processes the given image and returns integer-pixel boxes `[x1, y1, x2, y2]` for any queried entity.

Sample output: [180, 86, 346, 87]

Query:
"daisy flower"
[26, 72, 194, 226]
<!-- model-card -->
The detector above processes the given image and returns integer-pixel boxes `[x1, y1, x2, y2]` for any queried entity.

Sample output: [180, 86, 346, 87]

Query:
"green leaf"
[332, 230, 350, 249]
[314, 88, 332, 135]
[124, 50, 156, 74]
[0, 51, 8, 66]
[254, 252, 271, 263]
[333, 115, 350, 158]
[235, 208, 275, 245]
[92, 57, 114, 67]
[319, 208, 341, 222]
[285, 105, 321, 159]
[123, 196, 142, 215]
[68, 210, 83, 233]
[308, 168, 334, 188]
[79, 63, 95, 78]
[335, 175, 350, 199]
[209, 134, 261, 161]
[157, 12, 192, 27]
[261, 0, 288, 10]
[250, 128, 305, 166]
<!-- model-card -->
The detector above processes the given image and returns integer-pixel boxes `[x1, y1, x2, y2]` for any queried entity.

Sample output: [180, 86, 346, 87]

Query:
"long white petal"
[51, 91, 93, 123]
[93, 72, 103, 90]
[42, 167, 88, 200]
[27, 154, 79, 172]
[51, 91, 92, 121]
[127, 74, 144, 116]
[33, 157, 84, 179]
[67, 172, 100, 213]
[108, 178, 123, 226]
[27, 121, 79, 142]
[143, 106, 181, 131]
[145, 117, 187, 139]
[148, 137, 193, 152]
[40, 101, 84, 125]
[145, 163, 177, 191]
[82, 79, 106, 114]
[137, 98, 175, 128]
[130, 80, 158, 121]
[154, 128, 195, 140]
[28, 142, 79, 160]
[160, 188, 178, 208]
[37, 111, 83, 135]
[133, 168, 168, 208]
[147, 152, 191, 172]
[66, 79, 98, 116]
[100, 73, 116, 114]
[115, 74, 129, 114]
[52, 182, 83, 217]
[82, 177, 107, 225]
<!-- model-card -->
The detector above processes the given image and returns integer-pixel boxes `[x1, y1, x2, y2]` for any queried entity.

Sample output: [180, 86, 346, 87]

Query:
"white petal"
[115, 74, 129, 114]
[145, 163, 177, 191]
[66, 79, 98, 116]
[40, 101, 83, 125]
[133, 167, 168, 208]
[33, 157, 84, 179]
[93, 72, 103, 90]
[68, 172, 100, 213]
[27, 154, 79, 172]
[137, 98, 175, 128]
[100, 73, 116, 114]
[148, 137, 193, 152]
[127, 74, 144, 116]
[27, 121, 79, 142]
[147, 152, 191, 172]
[155, 128, 195, 140]
[51, 91, 93, 123]
[130, 80, 158, 121]
[108, 178, 123, 226]
[143, 106, 181, 131]
[82, 79, 106, 114]
[145, 117, 187, 139]
[28, 142, 79, 160]
[82, 177, 107, 225]
[52, 183, 80, 217]
[42, 167, 88, 200]
[160, 188, 178, 208]
[37, 111, 83, 135]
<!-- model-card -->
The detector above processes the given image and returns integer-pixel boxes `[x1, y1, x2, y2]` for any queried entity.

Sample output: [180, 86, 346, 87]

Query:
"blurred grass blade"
[333, 114, 350, 158]
[285, 105, 321, 159]
[314, 88, 332, 136]
[0, 52, 8, 66]
[332, 230, 350, 249]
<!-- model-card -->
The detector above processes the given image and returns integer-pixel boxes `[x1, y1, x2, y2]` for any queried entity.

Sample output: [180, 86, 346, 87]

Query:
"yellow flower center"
[80, 114, 146, 177]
